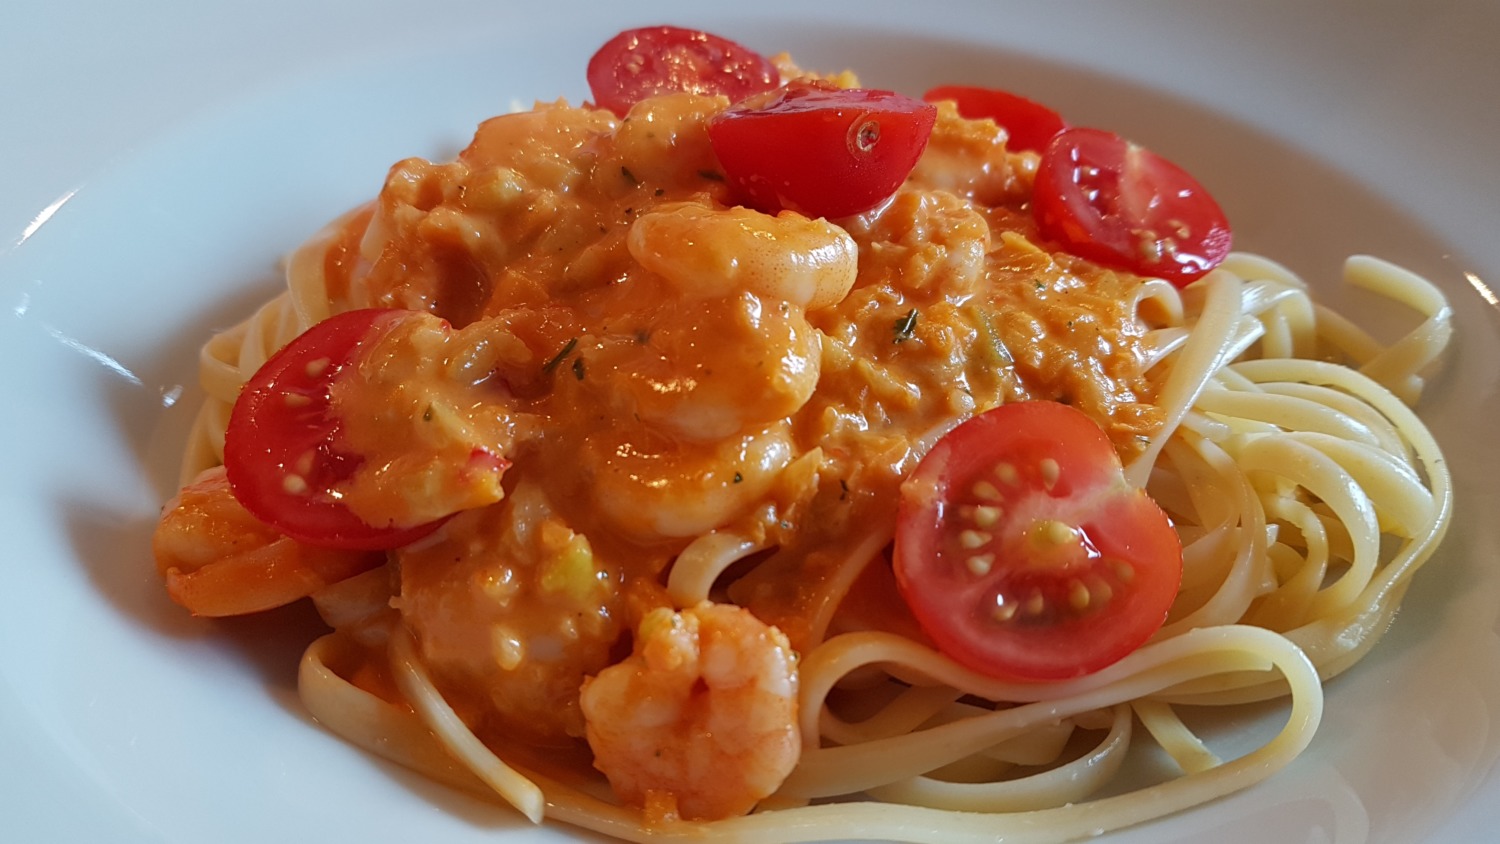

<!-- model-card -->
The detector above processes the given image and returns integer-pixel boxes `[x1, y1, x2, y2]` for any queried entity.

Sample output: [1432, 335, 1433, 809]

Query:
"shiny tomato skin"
[893, 401, 1182, 681]
[923, 84, 1066, 154]
[587, 26, 778, 117]
[1033, 127, 1232, 286]
[708, 81, 938, 219]
[224, 308, 444, 551]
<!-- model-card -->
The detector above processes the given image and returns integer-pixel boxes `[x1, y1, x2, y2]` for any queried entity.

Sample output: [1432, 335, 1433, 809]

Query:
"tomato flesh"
[923, 84, 1066, 154]
[1032, 127, 1231, 286]
[224, 308, 445, 550]
[587, 26, 778, 117]
[708, 80, 937, 219]
[893, 401, 1182, 681]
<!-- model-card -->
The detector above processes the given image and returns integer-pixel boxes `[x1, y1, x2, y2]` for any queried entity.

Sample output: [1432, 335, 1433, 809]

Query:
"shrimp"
[579, 601, 801, 822]
[583, 422, 795, 540]
[613, 290, 824, 442]
[628, 202, 858, 311]
[152, 467, 382, 617]
[397, 482, 622, 744]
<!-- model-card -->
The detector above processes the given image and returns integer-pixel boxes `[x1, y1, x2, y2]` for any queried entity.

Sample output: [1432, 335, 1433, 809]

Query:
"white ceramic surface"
[4, 2, 1499, 842]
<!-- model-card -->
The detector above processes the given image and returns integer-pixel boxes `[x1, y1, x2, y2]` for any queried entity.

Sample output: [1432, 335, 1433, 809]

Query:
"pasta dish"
[150, 26, 1453, 843]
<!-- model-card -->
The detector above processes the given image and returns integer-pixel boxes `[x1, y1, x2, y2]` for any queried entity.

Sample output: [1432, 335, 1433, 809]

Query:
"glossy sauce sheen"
[323, 92, 1163, 743]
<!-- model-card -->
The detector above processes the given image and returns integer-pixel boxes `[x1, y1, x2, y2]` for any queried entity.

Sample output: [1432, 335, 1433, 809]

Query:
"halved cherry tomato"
[892, 401, 1182, 681]
[708, 80, 937, 219]
[224, 308, 445, 550]
[922, 84, 1066, 154]
[587, 26, 778, 117]
[1033, 127, 1231, 286]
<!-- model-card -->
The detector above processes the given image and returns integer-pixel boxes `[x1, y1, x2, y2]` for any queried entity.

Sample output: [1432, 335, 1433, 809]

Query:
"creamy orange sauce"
[321, 91, 1162, 745]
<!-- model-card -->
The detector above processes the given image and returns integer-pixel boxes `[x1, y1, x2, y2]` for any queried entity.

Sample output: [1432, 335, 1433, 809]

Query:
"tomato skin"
[224, 308, 445, 551]
[587, 26, 778, 117]
[708, 80, 938, 219]
[922, 84, 1066, 154]
[1032, 127, 1232, 286]
[892, 401, 1182, 682]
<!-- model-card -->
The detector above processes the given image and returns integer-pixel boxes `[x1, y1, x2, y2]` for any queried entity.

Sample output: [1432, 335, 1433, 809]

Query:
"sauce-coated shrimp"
[398, 482, 622, 743]
[584, 423, 794, 540]
[628, 202, 857, 311]
[580, 601, 801, 821]
[610, 291, 823, 442]
[153, 467, 382, 616]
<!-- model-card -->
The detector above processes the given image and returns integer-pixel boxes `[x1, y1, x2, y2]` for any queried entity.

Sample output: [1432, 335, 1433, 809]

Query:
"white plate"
[5, 2, 1500, 842]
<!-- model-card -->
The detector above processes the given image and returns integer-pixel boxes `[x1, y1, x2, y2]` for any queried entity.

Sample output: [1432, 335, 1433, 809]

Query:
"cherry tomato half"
[923, 84, 1067, 154]
[1032, 127, 1232, 286]
[587, 26, 779, 117]
[224, 308, 445, 550]
[892, 401, 1182, 681]
[708, 80, 937, 219]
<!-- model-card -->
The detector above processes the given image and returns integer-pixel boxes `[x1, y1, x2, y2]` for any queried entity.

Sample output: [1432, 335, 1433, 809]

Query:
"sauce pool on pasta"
[152, 26, 1453, 844]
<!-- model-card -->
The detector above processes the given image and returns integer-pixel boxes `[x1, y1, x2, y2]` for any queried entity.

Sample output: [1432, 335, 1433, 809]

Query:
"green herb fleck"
[571, 356, 586, 381]
[654, 188, 665, 196]
[542, 337, 578, 374]
[621, 166, 638, 185]
[422, 405, 433, 422]
[893, 308, 920, 344]
[971, 308, 1014, 367]
[698, 169, 724, 182]
[733, 472, 743, 484]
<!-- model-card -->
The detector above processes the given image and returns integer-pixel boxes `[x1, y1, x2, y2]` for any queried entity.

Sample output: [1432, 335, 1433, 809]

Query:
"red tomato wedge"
[922, 84, 1066, 154]
[1033, 127, 1232, 286]
[893, 401, 1182, 681]
[224, 308, 446, 550]
[587, 26, 778, 117]
[708, 80, 937, 219]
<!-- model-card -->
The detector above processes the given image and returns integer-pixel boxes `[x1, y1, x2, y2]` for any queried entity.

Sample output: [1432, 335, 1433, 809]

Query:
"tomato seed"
[1068, 579, 1091, 611]
[293, 450, 315, 477]
[282, 473, 309, 495]
[972, 480, 1002, 501]
[1023, 591, 1046, 616]
[959, 529, 991, 549]
[1090, 577, 1114, 606]
[992, 597, 1017, 623]
[1039, 457, 1060, 490]
[1040, 519, 1078, 546]
[966, 553, 994, 576]
[994, 462, 1020, 486]
[851, 119, 880, 154]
